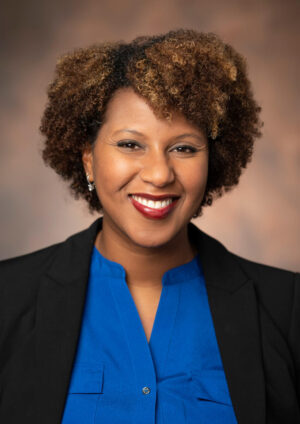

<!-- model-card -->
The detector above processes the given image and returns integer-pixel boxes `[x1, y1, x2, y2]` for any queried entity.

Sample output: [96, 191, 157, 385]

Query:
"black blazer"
[0, 218, 299, 423]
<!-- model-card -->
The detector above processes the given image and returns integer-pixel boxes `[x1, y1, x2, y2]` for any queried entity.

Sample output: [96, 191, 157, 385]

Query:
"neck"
[95, 216, 197, 289]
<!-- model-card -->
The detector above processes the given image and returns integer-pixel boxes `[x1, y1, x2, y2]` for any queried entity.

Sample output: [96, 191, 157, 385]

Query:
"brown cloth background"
[1, 0, 299, 271]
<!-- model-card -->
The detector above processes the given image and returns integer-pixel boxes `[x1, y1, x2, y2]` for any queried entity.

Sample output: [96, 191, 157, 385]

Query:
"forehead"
[102, 87, 204, 137]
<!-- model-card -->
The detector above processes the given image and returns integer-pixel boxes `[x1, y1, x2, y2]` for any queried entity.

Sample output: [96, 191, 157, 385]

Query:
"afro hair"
[40, 29, 262, 215]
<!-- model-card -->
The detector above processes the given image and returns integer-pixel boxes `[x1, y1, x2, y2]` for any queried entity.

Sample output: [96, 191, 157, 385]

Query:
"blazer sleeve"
[289, 272, 300, 402]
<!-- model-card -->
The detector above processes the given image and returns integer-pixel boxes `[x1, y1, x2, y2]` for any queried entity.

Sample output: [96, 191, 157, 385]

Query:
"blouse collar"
[92, 245, 203, 286]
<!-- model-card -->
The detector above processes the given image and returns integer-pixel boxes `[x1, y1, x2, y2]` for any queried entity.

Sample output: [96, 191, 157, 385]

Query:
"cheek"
[178, 159, 208, 199]
[93, 151, 136, 195]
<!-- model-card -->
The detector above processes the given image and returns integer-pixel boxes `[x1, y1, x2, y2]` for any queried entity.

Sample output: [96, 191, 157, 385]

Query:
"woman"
[0, 29, 299, 423]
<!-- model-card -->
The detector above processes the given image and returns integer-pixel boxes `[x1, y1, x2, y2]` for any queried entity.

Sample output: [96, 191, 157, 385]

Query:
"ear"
[82, 144, 94, 181]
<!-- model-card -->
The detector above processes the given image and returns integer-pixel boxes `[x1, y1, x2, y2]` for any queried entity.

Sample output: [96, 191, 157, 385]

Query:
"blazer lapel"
[34, 219, 101, 423]
[189, 223, 266, 424]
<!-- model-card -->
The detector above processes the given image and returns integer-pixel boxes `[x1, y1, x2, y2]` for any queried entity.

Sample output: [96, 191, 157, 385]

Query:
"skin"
[82, 87, 209, 340]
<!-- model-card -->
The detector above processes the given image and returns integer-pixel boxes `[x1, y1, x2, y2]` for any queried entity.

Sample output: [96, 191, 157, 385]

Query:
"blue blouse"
[61, 246, 237, 423]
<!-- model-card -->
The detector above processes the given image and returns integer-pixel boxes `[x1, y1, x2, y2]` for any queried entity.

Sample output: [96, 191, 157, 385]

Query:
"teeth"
[132, 195, 173, 209]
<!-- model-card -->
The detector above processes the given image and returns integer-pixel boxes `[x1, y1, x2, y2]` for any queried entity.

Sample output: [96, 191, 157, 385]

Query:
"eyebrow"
[175, 133, 205, 142]
[112, 129, 205, 142]
[112, 129, 145, 137]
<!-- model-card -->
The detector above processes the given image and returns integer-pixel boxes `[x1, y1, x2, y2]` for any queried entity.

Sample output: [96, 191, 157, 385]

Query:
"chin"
[124, 221, 182, 249]
[130, 236, 173, 250]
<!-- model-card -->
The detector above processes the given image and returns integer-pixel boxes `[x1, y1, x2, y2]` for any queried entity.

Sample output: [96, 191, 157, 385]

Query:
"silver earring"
[86, 173, 95, 191]
[192, 205, 202, 219]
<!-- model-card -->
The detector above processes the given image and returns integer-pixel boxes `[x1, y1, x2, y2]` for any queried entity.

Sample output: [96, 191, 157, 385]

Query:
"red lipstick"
[129, 195, 179, 219]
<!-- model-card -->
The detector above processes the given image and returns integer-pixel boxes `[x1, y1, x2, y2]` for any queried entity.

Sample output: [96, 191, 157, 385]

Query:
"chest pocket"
[61, 362, 104, 424]
[186, 370, 238, 423]
[190, 369, 232, 406]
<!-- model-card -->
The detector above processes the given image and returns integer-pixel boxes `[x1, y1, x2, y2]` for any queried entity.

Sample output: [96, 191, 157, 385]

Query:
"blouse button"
[142, 386, 151, 395]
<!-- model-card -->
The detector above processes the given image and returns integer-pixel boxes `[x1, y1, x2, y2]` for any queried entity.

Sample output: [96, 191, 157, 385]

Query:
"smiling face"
[82, 87, 209, 250]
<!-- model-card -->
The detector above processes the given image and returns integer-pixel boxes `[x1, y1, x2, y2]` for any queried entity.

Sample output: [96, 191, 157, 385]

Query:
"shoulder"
[231, 251, 298, 292]
[0, 219, 99, 283]
[0, 241, 62, 274]
[230, 251, 298, 310]
[194, 224, 299, 336]
[0, 219, 101, 313]
[198, 224, 298, 291]
[194, 223, 298, 292]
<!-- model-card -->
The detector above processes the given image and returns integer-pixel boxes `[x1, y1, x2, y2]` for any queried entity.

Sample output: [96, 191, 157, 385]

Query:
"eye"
[116, 140, 142, 150]
[172, 145, 198, 154]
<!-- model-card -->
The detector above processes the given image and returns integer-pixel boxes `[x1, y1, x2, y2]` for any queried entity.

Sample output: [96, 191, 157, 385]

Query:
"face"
[82, 87, 209, 249]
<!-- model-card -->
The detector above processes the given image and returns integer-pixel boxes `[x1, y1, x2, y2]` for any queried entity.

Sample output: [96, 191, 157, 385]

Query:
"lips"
[129, 194, 180, 220]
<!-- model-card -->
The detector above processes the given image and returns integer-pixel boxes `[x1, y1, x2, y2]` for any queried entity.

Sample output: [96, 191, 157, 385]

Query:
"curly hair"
[40, 29, 262, 215]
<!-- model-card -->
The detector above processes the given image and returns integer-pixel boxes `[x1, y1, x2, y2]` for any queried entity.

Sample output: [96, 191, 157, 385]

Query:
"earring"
[86, 173, 95, 192]
[192, 205, 202, 219]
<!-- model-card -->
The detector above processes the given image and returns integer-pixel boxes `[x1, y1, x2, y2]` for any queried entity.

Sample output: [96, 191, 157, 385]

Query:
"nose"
[139, 151, 175, 187]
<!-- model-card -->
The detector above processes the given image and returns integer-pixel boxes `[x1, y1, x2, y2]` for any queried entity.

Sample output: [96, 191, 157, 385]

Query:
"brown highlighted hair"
[40, 29, 262, 214]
